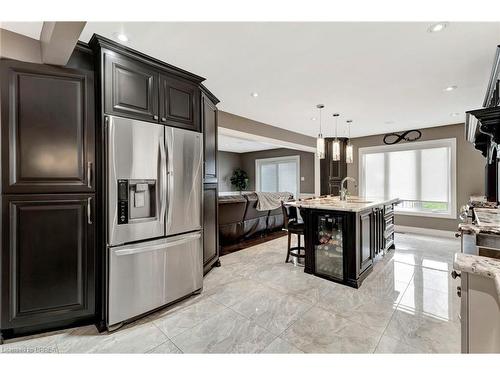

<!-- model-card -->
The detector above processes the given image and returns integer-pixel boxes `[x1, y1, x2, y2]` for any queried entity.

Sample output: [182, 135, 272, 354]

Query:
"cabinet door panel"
[203, 184, 219, 272]
[160, 74, 200, 131]
[104, 51, 159, 122]
[0, 60, 95, 193]
[1, 195, 95, 329]
[202, 93, 217, 182]
[359, 211, 372, 273]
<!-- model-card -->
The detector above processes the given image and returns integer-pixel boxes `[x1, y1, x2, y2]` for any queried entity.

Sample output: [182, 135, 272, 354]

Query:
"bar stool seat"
[282, 202, 305, 266]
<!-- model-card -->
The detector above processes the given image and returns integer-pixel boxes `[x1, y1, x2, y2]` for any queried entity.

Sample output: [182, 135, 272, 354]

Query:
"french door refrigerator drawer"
[108, 232, 203, 327]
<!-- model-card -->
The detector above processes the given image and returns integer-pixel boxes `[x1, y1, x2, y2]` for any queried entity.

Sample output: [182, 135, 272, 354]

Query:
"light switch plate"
[300, 176, 305, 181]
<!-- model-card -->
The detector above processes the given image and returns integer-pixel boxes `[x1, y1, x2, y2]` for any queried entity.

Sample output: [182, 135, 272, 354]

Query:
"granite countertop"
[475, 208, 500, 227]
[458, 222, 500, 235]
[458, 208, 500, 235]
[286, 196, 400, 213]
[454, 253, 500, 301]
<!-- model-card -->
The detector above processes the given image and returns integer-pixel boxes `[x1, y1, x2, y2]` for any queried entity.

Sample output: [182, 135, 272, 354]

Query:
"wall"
[218, 111, 316, 149]
[0, 28, 42, 63]
[240, 148, 315, 194]
[347, 123, 485, 231]
[218, 151, 242, 192]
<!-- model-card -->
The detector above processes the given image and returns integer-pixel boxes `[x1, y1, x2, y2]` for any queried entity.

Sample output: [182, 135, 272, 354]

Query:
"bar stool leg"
[285, 231, 291, 263]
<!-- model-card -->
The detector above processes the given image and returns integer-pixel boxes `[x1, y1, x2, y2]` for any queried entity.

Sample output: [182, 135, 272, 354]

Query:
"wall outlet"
[300, 176, 305, 181]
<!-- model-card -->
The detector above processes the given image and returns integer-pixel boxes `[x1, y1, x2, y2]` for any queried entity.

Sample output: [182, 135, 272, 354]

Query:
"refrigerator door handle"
[114, 232, 201, 256]
[166, 129, 174, 231]
[159, 136, 167, 224]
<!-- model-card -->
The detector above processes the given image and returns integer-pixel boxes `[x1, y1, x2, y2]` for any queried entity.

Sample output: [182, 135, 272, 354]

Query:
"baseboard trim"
[394, 225, 457, 238]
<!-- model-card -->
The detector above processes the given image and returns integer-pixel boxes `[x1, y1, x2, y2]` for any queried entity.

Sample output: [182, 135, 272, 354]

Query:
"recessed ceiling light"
[250, 92, 259, 98]
[451, 112, 461, 117]
[114, 32, 130, 42]
[311, 117, 317, 121]
[443, 85, 457, 92]
[428, 22, 448, 33]
[384, 121, 394, 125]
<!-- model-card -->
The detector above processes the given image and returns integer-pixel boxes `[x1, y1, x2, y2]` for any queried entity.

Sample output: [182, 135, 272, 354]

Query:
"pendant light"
[332, 113, 341, 161]
[346, 120, 354, 164]
[316, 104, 325, 159]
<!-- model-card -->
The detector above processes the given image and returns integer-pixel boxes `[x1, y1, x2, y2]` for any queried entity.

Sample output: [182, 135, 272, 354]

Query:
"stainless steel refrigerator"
[105, 115, 203, 328]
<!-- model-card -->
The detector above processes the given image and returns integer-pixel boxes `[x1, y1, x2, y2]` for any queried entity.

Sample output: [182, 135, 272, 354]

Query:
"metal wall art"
[383, 129, 422, 145]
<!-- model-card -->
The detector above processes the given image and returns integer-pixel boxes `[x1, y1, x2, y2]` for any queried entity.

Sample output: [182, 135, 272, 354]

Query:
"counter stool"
[282, 202, 305, 267]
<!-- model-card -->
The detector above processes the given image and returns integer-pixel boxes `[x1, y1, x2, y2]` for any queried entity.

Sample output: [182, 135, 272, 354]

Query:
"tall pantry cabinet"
[0, 48, 97, 342]
[201, 86, 220, 274]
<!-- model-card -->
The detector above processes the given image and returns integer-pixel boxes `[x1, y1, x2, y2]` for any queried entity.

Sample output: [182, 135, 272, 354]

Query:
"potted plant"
[230, 168, 249, 193]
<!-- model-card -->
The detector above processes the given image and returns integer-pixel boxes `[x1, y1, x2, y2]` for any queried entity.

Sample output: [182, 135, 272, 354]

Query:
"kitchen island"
[287, 196, 399, 288]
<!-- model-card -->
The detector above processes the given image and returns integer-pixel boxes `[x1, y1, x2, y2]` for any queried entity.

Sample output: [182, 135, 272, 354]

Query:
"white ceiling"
[3, 22, 500, 137]
[218, 134, 279, 153]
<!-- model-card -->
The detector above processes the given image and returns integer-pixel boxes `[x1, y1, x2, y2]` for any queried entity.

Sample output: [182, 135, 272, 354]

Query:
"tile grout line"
[146, 337, 183, 354]
[151, 298, 229, 342]
[372, 273, 415, 352]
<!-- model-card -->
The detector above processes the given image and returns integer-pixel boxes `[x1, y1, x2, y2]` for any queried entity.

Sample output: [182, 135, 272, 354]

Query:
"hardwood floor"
[219, 230, 287, 256]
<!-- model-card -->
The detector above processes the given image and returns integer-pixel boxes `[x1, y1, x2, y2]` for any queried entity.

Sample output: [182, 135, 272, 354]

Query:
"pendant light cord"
[319, 108, 322, 135]
[334, 114, 339, 140]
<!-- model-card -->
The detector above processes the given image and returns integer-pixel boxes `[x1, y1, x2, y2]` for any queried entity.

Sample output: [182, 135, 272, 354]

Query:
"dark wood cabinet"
[371, 208, 380, 257]
[202, 92, 218, 182]
[92, 34, 206, 132]
[359, 210, 373, 274]
[1, 194, 95, 335]
[103, 51, 159, 123]
[302, 203, 391, 288]
[320, 138, 348, 195]
[1, 57, 98, 341]
[0, 59, 95, 194]
[160, 74, 200, 131]
[203, 183, 219, 274]
[383, 204, 395, 251]
[370, 207, 387, 257]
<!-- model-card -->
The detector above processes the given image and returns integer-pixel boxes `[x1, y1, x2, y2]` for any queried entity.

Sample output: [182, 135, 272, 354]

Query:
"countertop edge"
[453, 253, 500, 301]
[287, 197, 400, 213]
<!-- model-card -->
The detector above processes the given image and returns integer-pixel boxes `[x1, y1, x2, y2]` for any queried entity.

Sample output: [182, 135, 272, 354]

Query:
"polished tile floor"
[1, 232, 461, 354]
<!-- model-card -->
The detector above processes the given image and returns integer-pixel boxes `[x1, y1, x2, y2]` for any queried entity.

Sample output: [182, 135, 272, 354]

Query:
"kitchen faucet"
[340, 177, 357, 201]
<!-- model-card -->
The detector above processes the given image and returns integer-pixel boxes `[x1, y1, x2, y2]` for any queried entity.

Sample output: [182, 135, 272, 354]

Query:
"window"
[359, 138, 456, 218]
[255, 156, 300, 198]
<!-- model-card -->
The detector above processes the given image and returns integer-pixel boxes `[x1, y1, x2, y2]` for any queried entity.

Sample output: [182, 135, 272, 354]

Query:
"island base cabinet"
[459, 272, 500, 353]
[302, 204, 391, 289]
[359, 210, 373, 274]
[1, 194, 96, 339]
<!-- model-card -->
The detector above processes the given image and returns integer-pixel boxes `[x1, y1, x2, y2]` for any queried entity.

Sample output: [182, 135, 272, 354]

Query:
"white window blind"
[359, 139, 456, 218]
[255, 156, 300, 198]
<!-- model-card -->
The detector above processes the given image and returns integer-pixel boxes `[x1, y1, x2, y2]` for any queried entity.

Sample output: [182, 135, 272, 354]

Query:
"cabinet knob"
[153, 115, 159, 120]
[456, 286, 461, 298]
[161, 117, 166, 122]
[451, 270, 461, 279]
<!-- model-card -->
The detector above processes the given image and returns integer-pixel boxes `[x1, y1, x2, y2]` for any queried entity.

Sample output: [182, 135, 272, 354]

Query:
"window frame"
[358, 138, 457, 219]
[255, 155, 301, 197]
